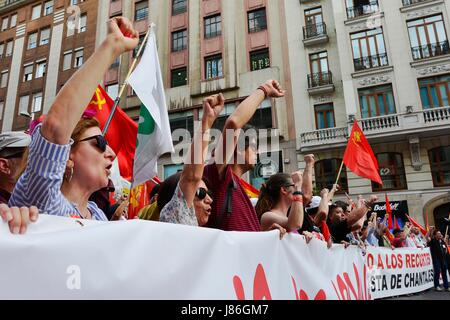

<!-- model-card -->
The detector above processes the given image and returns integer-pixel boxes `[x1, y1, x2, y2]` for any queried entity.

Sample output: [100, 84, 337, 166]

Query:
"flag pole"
[334, 160, 345, 186]
[445, 212, 450, 238]
[102, 25, 153, 136]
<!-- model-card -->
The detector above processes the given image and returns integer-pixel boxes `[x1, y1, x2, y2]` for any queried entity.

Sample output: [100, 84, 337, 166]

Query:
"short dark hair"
[149, 184, 160, 200]
[393, 228, 402, 236]
[157, 172, 182, 213]
[334, 200, 348, 212]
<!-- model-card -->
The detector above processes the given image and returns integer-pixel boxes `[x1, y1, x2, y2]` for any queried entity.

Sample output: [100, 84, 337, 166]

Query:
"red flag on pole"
[385, 193, 393, 229]
[343, 121, 382, 185]
[406, 214, 427, 236]
[86, 85, 138, 181]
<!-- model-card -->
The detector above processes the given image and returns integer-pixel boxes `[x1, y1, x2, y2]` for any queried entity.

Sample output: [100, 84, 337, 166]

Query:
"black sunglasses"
[77, 135, 108, 153]
[195, 187, 213, 200]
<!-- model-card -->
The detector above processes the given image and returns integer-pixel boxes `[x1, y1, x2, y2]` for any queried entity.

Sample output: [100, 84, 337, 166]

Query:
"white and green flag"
[128, 30, 174, 187]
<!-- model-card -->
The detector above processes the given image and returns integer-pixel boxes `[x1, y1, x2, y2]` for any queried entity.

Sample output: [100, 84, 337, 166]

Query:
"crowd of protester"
[1, 16, 450, 294]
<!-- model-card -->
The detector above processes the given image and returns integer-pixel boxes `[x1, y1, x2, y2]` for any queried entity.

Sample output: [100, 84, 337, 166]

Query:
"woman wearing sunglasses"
[255, 172, 304, 236]
[9, 17, 138, 221]
[159, 94, 225, 227]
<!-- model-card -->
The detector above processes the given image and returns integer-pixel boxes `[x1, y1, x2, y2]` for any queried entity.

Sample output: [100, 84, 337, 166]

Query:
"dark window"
[171, 67, 187, 87]
[172, 29, 187, 52]
[372, 153, 407, 191]
[419, 74, 450, 109]
[133, 35, 145, 57]
[358, 84, 396, 118]
[250, 49, 270, 71]
[249, 104, 272, 129]
[315, 159, 348, 192]
[135, 1, 148, 21]
[204, 14, 221, 39]
[169, 111, 194, 141]
[172, 0, 187, 15]
[346, 0, 379, 19]
[248, 8, 267, 33]
[205, 54, 223, 79]
[314, 103, 335, 129]
[429, 146, 450, 187]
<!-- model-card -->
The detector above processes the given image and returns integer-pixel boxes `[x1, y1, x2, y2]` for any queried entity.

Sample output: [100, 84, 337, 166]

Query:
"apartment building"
[289, 0, 450, 229]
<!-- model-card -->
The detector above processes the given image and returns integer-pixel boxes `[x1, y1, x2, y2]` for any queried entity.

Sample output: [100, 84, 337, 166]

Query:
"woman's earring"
[64, 167, 74, 183]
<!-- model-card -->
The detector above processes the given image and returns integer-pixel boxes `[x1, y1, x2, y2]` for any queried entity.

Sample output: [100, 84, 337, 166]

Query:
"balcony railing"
[411, 41, 450, 60]
[307, 71, 333, 88]
[346, 1, 379, 19]
[353, 53, 388, 71]
[300, 127, 348, 145]
[300, 107, 450, 150]
[303, 22, 327, 39]
[402, 0, 431, 6]
[423, 106, 450, 123]
[360, 114, 400, 132]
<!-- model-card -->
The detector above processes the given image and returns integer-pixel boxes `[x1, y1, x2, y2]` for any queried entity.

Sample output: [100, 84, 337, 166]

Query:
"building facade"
[106, 0, 299, 189]
[0, 0, 107, 132]
[289, 0, 450, 229]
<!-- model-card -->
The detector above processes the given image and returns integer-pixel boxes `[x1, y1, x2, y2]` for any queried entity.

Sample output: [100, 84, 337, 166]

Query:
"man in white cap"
[0, 131, 31, 204]
[0, 131, 39, 235]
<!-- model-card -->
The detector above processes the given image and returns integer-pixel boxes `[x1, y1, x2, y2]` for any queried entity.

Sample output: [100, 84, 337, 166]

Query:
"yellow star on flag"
[90, 87, 106, 111]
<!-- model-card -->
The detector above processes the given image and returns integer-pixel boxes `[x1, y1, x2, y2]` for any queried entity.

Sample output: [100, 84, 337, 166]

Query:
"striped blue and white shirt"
[9, 125, 108, 221]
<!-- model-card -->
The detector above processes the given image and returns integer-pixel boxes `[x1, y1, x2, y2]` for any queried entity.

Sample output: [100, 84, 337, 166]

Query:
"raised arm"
[347, 195, 378, 227]
[313, 189, 327, 225]
[302, 154, 315, 206]
[286, 171, 304, 231]
[214, 80, 285, 177]
[42, 17, 139, 144]
[180, 94, 225, 206]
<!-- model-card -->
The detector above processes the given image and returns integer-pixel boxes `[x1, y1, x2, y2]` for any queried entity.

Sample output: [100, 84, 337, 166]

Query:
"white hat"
[0, 131, 31, 156]
[306, 196, 322, 210]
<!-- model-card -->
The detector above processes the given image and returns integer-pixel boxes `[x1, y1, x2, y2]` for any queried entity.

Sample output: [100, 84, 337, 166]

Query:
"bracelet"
[293, 191, 304, 196]
[292, 196, 303, 203]
[257, 85, 268, 98]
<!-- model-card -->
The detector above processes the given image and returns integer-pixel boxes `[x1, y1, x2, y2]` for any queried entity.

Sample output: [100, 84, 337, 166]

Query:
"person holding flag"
[9, 17, 139, 221]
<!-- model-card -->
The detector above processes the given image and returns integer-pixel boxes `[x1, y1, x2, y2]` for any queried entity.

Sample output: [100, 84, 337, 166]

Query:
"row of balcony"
[301, 0, 434, 19]
[300, 106, 450, 150]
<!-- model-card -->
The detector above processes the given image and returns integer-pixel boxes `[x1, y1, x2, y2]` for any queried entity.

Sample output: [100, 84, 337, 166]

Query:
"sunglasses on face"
[195, 187, 213, 200]
[77, 135, 108, 153]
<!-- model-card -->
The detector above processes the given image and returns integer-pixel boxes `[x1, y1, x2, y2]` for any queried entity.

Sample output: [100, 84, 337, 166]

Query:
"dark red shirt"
[392, 237, 406, 248]
[203, 164, 260, 232]
[0, 188, 10, 205]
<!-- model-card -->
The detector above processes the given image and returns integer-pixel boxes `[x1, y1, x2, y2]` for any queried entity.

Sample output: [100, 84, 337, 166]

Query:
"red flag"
[406, 214, 427, 236]
[394, 216, 400, 230]
[385, 194, 393, 229]
[385, 229, 394, 242]
[86, 85, 138, 181]
[343, 121, 382, 185]
[321, 221, 331, 242]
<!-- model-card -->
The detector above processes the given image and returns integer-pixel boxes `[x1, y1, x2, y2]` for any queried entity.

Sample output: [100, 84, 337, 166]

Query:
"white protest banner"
[0, 215, 431, 300]
[366, 247, 434, 299]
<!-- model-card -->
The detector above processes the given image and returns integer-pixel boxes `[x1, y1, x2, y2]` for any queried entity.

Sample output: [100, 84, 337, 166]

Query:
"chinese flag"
[86, 85, 138, 181]
[343, 121, 382, 185]
[385, 194, 393, 229]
